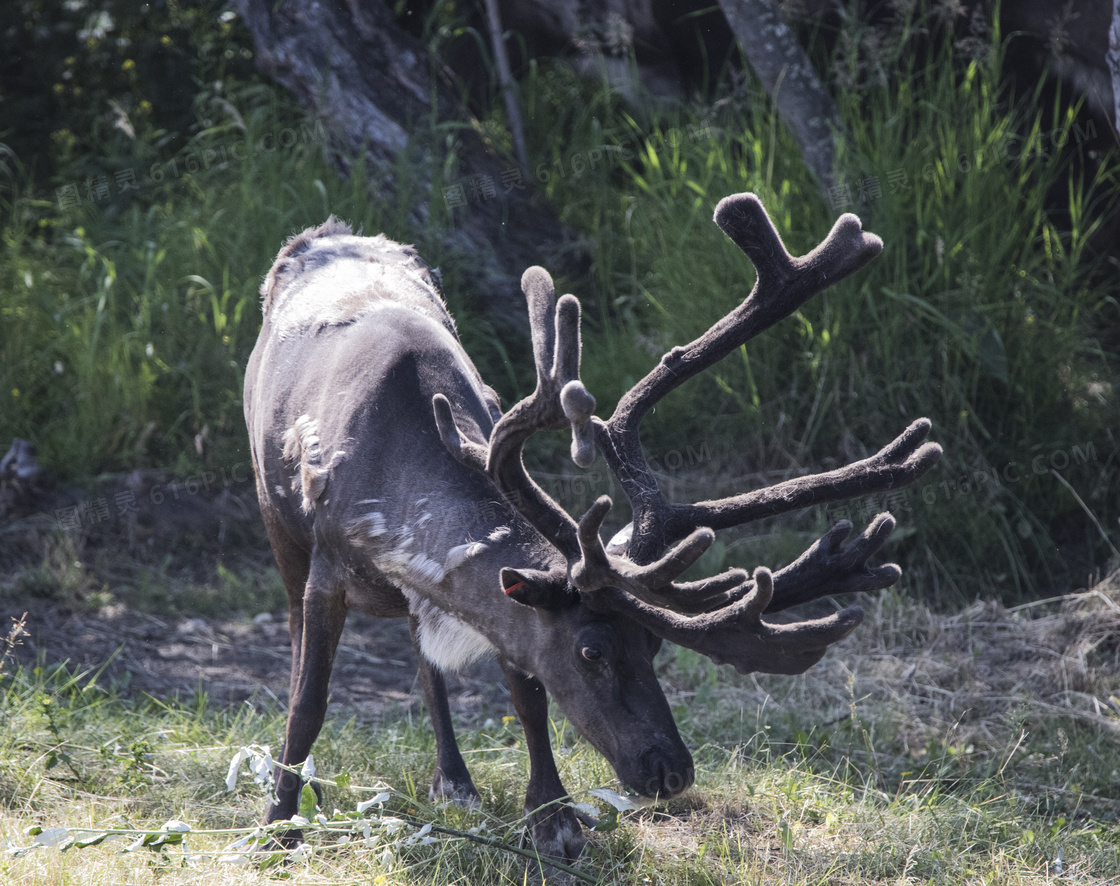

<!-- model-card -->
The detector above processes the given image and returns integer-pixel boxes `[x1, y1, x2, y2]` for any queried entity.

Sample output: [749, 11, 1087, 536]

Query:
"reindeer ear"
[500, 567, 575, 609]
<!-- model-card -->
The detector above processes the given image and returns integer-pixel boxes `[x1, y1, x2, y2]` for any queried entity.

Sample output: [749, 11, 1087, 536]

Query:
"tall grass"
[516, 11, 1118, 601]
[0, 84, 456, 477]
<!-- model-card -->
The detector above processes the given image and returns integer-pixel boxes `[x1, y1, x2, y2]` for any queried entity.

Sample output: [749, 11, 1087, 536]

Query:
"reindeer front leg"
[267, 556, 348, 837]
[410, 617, 481, 806]
[499, 659, 586, 862]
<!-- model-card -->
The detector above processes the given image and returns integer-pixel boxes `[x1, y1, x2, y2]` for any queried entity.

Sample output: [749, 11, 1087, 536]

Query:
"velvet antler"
[436, 193, 942, 675]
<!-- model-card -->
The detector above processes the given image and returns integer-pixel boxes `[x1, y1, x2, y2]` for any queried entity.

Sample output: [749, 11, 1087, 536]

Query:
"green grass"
[1, 0, 1117, 607]
[0, 80, 470, 478]
[2, 578, 1118, 884]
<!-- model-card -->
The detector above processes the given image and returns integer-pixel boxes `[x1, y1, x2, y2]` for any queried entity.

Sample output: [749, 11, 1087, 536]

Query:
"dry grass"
[669, 569, 1120, 748]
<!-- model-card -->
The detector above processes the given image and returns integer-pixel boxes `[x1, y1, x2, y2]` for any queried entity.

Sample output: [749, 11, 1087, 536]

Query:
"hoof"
[524, 804, 586, 864]
[259, 826, 304, 853]
[430, 768, 481, 809]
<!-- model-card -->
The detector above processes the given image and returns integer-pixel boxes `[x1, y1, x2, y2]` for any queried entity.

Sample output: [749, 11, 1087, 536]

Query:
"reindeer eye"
[580, 646, 602, 662]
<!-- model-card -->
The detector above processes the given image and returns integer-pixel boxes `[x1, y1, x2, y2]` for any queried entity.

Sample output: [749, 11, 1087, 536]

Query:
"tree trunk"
[232, 0, 572, 325]
[715, 0, 845, 192]
[1109, 0, 1120, 141]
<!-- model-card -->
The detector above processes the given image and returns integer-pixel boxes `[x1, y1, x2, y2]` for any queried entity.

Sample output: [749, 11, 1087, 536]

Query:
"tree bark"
[231, 0, 571, 325]
[716, 0, 845, 192]
[484, 0, 529, 174]
[1109, 0, 1120, 142]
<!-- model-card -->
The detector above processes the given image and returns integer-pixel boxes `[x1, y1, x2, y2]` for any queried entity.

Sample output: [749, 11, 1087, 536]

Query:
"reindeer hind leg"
[257, 501, 312, 703]
[266, 552, 348, 833]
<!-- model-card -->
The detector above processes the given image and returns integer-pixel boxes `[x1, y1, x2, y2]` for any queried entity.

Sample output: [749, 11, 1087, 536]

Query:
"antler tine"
[487, 268, 596, 466]
[433, 394, 488, 471]
[762, 514, 902, 612]
[605, 195, 883, 437]
[667, 419, 942, 539]
[715, 193, 883, 293]
[433, 266, 598, 556]
[594, 194, 887, 564]
[596, 567, 866, 676]
[661, 513, 905, 617]
[568, 495, 749, 610]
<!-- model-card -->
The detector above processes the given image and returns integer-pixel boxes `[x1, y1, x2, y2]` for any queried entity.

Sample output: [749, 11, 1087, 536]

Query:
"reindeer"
[243, 193, 941, 861]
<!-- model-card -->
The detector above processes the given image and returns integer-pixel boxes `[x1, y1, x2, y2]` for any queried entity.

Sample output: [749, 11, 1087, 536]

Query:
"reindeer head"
[432, 193, 941, 799]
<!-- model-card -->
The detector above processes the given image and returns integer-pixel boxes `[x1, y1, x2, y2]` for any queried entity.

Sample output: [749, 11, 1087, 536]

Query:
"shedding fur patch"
[404, 552, 446, 586]
[443, 541, 487, 572]
[343, 503, 497, 672]
[260, 217, 355, 315]
[259, 221, 452, 338]
[404, 591, 496, 673]
[353, 515, 450, 590]
[281, 414, 345, 513]
[351, 511, 388, 538]
[487, 526, 511, 544]
[380, 540, 446, 588]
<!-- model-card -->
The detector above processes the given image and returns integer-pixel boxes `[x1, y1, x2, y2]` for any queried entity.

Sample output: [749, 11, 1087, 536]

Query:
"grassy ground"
[1, 572, 1118, 885]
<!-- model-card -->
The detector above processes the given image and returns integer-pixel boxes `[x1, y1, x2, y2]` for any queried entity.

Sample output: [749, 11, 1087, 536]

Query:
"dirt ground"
[0, 466, 510, 720]
[3, 599, 510, 718]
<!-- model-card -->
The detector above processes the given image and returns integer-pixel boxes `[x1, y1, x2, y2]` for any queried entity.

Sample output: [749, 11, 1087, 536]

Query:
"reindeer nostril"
[618, 737, 694, 799]
[658, 765, 694, 797]
[637, 756, 695, 798]
[664, 766, 694, 795]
